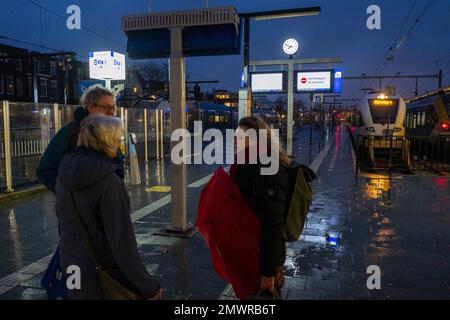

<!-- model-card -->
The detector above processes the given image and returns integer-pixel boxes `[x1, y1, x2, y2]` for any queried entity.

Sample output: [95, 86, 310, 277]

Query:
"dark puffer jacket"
[232, 163, 289, 277]
[37, 107, 124, 194]
[56, 146, 159, 300]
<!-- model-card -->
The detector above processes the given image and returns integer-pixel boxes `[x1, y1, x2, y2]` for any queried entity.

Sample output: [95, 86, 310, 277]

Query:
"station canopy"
[122, 6, 241, 59]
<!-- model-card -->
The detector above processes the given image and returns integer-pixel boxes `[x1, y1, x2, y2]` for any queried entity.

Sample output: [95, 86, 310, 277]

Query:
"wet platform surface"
[1, 125, 449, 299]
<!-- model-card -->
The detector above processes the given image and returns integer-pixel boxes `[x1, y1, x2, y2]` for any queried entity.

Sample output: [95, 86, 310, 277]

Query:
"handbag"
[69, 192, 144, 300]
[41, 244, 68, 300]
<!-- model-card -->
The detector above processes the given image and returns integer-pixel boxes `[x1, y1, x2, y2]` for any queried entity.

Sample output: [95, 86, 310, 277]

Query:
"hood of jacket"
[73, 106, 88, 124]
[57, 146, 118, 191]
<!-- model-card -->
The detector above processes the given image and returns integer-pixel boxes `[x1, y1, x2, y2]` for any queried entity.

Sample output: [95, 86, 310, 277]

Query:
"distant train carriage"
[199, 103, 238, 130]
[356, 93, 409, 167]
[405, 89, 450, 139]
[404, 88, 450, 171]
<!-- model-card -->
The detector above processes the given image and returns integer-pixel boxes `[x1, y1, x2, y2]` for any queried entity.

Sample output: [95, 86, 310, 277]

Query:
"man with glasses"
[37, 85, 124, 194]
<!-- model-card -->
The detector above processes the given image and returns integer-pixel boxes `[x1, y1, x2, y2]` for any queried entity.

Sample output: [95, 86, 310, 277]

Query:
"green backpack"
[282, 164, 317, 242]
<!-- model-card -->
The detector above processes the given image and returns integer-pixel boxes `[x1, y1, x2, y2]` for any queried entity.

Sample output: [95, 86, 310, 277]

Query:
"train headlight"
[365, 127, 375, 132]
[393, 127, 402, 132]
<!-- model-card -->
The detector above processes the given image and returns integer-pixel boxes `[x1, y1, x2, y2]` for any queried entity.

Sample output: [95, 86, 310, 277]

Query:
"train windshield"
[368, 99, 399, 124]
[443, 94, 450, 117]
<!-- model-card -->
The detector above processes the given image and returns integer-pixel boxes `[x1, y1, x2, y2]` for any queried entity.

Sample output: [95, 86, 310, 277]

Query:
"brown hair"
[238, 116, 291, 166]
[80, 85, 114, 109]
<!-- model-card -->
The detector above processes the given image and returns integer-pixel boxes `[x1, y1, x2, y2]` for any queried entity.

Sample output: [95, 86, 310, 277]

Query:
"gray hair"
[77, 114, 123, 158]
[80, 85, 114, 109]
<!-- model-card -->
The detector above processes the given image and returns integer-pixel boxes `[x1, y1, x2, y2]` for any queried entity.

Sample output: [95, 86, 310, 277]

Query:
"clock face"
[283, 38, 299, 55]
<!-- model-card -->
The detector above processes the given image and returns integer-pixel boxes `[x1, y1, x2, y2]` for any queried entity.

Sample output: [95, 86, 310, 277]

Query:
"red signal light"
[440, 122, 450, 130]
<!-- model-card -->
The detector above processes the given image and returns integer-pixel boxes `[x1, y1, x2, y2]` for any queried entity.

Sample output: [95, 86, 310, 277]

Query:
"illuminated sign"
[250, 72, 285, 93]
[89, 51, 126, 80]
[296, 69, 343, 93]
[296, 71, 332, 92]
[333, 68, 343, 93]
[371, 99, 395, 106]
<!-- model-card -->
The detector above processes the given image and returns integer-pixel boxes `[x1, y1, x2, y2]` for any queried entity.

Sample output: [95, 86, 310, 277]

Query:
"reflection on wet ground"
[278, 127, 450, 299]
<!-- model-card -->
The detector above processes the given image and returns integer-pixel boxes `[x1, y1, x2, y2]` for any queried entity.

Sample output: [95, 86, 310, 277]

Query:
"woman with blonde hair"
[56, 114, 161, 300]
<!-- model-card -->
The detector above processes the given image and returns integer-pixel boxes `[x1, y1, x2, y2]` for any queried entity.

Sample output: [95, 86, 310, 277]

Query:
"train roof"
[405, 86, 450, 104]
[199, 102, 231, 112]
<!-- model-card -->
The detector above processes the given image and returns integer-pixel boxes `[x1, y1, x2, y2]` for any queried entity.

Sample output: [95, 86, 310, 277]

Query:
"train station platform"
[1, 125, 449, 300]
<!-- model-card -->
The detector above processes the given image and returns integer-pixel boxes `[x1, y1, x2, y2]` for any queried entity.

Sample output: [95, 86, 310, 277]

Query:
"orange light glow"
[372, 99, 393, 106]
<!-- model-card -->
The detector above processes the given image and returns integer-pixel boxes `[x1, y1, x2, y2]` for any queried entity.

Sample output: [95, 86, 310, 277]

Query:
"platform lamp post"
[238, 7, 321, 120]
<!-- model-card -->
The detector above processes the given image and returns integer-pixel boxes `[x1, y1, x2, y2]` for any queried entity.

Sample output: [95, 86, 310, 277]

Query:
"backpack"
[282, 163, 317, 242]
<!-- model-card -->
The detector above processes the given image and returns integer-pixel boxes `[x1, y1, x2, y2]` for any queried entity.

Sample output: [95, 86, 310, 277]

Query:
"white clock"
[283, 38, 299, 55]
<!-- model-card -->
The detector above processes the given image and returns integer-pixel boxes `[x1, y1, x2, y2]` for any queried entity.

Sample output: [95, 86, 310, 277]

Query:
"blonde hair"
[238, 116, 291, 166]
[77, 114, 123, 158]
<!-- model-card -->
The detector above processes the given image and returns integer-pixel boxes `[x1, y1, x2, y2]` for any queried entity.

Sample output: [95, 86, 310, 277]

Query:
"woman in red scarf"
[230, 116, 291, 297]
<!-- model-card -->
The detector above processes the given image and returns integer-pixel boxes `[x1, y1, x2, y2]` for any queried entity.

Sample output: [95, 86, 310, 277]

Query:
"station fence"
[0, 101, 176, 193]
[355, 134, 450, 173]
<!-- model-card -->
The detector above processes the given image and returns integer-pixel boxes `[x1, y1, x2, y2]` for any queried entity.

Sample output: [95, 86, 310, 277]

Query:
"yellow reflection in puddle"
[365, 174, 391, 200]
[376, 227, 396, 236]
[145, 186, 171, 193]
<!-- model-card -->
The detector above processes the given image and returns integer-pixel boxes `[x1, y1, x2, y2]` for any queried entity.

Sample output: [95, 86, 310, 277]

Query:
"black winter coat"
[56, 146, 159, 299]
[233, 164, 289, 277]
[37, 107, 124, 194]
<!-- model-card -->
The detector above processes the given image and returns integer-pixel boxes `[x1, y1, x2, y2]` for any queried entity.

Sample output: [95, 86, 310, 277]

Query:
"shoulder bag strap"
[69, 191, 103, 271]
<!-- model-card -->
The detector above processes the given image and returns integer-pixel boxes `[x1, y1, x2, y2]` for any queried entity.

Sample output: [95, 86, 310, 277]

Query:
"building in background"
[205, 89, 238, 107]
[0, 44, 89, 104]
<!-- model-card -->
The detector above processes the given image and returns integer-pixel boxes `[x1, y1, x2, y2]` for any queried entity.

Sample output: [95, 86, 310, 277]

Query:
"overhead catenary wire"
[394, 0, 434, 50]
[368, 0, 435, 90]
[389, 0, 417, 52]
[368, 0, 418, 87]
[0, 34, 88, 59]
[22, 0, 126, 50]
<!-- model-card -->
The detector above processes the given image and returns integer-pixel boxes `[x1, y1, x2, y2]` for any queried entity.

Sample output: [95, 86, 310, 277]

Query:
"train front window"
[368, 99, 399, 124]
[446, 102, 450, 118]
[443, 94, 450, 118]
[429, 105, 438, 124]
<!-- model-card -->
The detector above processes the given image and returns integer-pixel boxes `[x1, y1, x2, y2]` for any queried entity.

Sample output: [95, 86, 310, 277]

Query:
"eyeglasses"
[93, 104, 117, 112]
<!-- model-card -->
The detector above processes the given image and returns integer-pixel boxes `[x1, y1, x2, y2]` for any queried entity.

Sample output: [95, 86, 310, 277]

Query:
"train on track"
[404, 87, 450, 140]
[355, 93, 409, 167]
[355, 87, 450, 171]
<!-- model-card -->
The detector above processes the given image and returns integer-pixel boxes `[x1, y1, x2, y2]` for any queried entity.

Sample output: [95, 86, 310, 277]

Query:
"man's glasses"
[93, 104, 117, 112]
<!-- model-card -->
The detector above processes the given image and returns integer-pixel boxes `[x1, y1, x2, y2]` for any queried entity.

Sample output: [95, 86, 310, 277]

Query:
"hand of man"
[260, 275, 275, 292]
[151, 288, 163, 300]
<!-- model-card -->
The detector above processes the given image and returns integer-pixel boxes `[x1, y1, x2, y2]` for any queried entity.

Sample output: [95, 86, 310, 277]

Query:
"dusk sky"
[1, 0, 449, 104]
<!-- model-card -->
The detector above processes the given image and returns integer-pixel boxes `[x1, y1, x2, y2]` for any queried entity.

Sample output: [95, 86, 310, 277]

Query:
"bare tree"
[133, 61, 168, 83]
